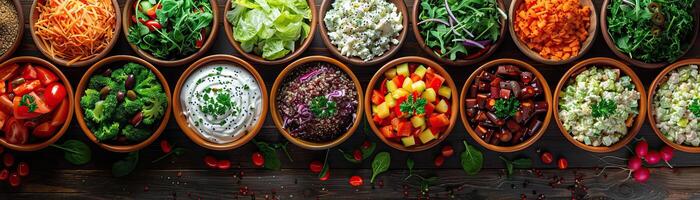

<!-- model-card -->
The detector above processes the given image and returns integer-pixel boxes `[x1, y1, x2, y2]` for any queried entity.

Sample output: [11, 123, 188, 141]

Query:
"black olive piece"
[125, 74, 135, 90]
[102, 68, 112, 77]
[116, 91, 125, 103]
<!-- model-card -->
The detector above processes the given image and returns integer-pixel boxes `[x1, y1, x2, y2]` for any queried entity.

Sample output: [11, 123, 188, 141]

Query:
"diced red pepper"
[425, 103, 435, 116]
[380, 125, 395, 139]
[145, 20, 162, 31]
[379, 79, 388, 94]
[371, 90, 385, 105]
[410, 74, 421, 82]
[428, 75, 445, 91]
[13, 80, 41, 96]
[21, 64, 37, 81]
[428, 114, 450, 128]
[396, 121, 412, 137]
[196, 29, 206, 49]
[393, 75, 405, 88]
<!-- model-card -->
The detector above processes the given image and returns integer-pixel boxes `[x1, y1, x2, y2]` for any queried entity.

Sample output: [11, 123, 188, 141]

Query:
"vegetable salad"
[324, 0, 403, 61]
[558, 67, 640, 147]
[654, 65, 700, 146]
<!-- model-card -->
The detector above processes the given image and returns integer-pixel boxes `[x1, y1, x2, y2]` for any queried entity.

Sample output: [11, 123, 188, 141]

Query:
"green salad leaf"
[112, 151, 139, 177]
[418, 0, 504, 60]
[371, 152, 390, 183]
[51, 140, 92, 165]
[226, 0, 311, 60]
[460, 141, 483, 175]
[607, 0, 695, 63]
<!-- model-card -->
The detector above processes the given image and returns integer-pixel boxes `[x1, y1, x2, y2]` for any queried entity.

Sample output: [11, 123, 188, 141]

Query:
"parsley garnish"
[690, 99, 700, 117]
[310, 96, 337, 118]
[493, 98, 520, 118]
[400, 96, 427, 115]
[19, 94, 38, 112]
[199, 90, 239, 117]
[591, 99, 617, 118]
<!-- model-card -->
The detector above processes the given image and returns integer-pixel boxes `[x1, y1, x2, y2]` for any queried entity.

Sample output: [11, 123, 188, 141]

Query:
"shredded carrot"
[513, 0, 590, 61]
[34, 0, 116, 65]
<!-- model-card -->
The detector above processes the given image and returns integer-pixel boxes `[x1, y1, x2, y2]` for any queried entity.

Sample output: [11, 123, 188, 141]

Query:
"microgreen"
[309, 96, 337, 118]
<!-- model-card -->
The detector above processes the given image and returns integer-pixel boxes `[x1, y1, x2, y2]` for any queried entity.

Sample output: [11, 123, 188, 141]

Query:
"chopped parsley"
[493, 98, 520, 118]
[199, 89, 239, 117]
[690, 99, 700, 117]
[400, 96, 427, 115]
[243, 84, 250, 91]
[310, 96, 337, 118]
[19, 94, 38, 112]
[591, 99, 617, 118]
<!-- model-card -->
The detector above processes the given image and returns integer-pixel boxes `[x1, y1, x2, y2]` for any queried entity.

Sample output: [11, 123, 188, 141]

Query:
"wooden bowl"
[411, 0, 507, 66]
[508, 0, 597, 65]
[29, 0, 121, 68]
[553, 57, 646, 153]
[0, 0, 24, 63]
[460, 59, 552, 152]
[75, 55, 172, 152]
[123, 0, 219, 67]
[319, 0, 408, 67]
[223, 0, 317, 65]
[647, 59, 700, 153]
[173, 55, 267, 151]
[270, 56, 363, 150]
[365, 56, 458, 152]
[600, 0, 699, 69]
[0, 56, 74, 151]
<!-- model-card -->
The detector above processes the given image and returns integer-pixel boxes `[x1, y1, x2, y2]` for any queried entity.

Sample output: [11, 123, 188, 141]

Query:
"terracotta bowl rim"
[0, 0, 24, 63]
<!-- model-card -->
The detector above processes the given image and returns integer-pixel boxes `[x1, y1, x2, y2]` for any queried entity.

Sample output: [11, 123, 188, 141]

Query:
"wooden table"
[4, 0, 700, 199]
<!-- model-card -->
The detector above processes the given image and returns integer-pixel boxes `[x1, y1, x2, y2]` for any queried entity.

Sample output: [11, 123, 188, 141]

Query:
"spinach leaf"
[112, 151, 139, 177]
[50, 140, 92, 165]
[253, 140, 281, 170]
[500, 156, 532, 177]
[371, 152, 391, 183]
[460, 141, 483, 175]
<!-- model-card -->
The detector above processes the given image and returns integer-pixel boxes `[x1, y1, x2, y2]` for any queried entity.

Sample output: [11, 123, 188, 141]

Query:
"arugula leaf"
[400, 96, 427, 115]
[309, 96, 337, 118]
[690, 99, 700, 117]
[493, 98, 519, 118]
[460, 141, 483, 175]
[591, 99, 617, 118]
[371, 152, 390, 183]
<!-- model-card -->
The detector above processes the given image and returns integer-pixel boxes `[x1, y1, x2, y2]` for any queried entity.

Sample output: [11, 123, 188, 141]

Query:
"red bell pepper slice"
[428, 113, 450, 128]
[12, 80, 41, 96]
[371, 90, 385, 105]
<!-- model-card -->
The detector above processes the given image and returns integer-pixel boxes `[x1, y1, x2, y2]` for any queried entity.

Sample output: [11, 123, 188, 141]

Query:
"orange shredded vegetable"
[513, 0, 591, 61]
[34, 0, 116, 65]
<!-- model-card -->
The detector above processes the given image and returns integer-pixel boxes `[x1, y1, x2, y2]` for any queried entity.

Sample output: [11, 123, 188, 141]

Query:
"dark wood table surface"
[3, 0, 700, 199]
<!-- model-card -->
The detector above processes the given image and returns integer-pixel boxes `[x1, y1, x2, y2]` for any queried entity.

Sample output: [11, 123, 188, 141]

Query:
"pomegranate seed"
[160, 140, 172, 153]
[361, 141, 371, 149]
[17, 162, 29, 177]
[349, 175, 363, 187]
[540, 151, 553, 164]
[319, 170, 330, 181]
[309, 161, 323, 173]
[0, 169, 8, 181]
[3, 153, 14, 167]
[441, 145, 454, 157]
[8, 172, 19, 187]
[353, 149, 362, 161]
[204, 156, 218, 169]
[251, 152, 265, 167]
[217, 160, 231, 170]
[434, 155, 445, 167]
[558, 158, 568, 170]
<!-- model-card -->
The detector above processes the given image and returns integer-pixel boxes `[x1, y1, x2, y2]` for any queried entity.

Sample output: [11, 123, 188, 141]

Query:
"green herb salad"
[606, 0, 695, 63]
[558, 67, 641, 147]
[653, 65, 700, 146]
[226, 0, 312, 61]
[127, 0, 214, 60]
[417, 0, 505, 61]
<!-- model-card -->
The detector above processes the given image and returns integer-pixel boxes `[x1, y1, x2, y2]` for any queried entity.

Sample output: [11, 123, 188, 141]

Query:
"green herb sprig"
[400, 96, 427, 115]
[690, 99, 700, 117]
[591, 99, 617, 118]
[493, 98, 519, 118]
[19, 94, 38, 112]
[310, 96, 337, 118]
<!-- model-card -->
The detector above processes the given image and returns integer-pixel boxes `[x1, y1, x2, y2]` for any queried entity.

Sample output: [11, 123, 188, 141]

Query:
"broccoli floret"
[84, 95, 118, 124]
[110, 68, 129, 85]
[112, 98, 145, 123]
[134, 72, 163, 96]
[141, 93, 168, 125]
[123, 63, 147, 76]
[88, 75, 116, 90]
[94, 122, 120, 141]
[121, 125, 152, 142]
[80, 89, 101, 109]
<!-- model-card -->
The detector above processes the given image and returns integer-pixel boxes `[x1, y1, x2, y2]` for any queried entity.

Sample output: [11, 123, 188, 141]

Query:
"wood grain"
[3, 0, 700, 199]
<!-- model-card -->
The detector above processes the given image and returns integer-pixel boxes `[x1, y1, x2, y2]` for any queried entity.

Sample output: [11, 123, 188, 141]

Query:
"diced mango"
[387, 79, 398, 93]
[410, 116, 425, 128]
[397, 63, 409, 77]
[375, 102, 390, 119]
[402, 78, 414, 92]
[435, 99, 448, 113]
[438, 86, 452, 99]
[419, 129, 436, 144]
[422, 88, 437, 102]
[414, 65, 427, 78]
[384, 68, 397, 79]
[392, 88, 409, 99]
[412, 81, 426, 94]
[384, 94, 396, 108]
[401, 136, 416, 147]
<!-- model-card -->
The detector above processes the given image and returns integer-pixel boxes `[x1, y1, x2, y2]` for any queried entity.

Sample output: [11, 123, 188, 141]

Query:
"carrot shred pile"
[34, 0, 116, 65]
[514, 0, 591, 61]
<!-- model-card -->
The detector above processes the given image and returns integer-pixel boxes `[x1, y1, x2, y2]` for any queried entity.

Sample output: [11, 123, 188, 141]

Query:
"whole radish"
[660, 146, 674, 162]
[627, 156, 642, 171]
[633, 167, 650, 183]
[635, 140, 648, 157]
[645, 151, 661, 165]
